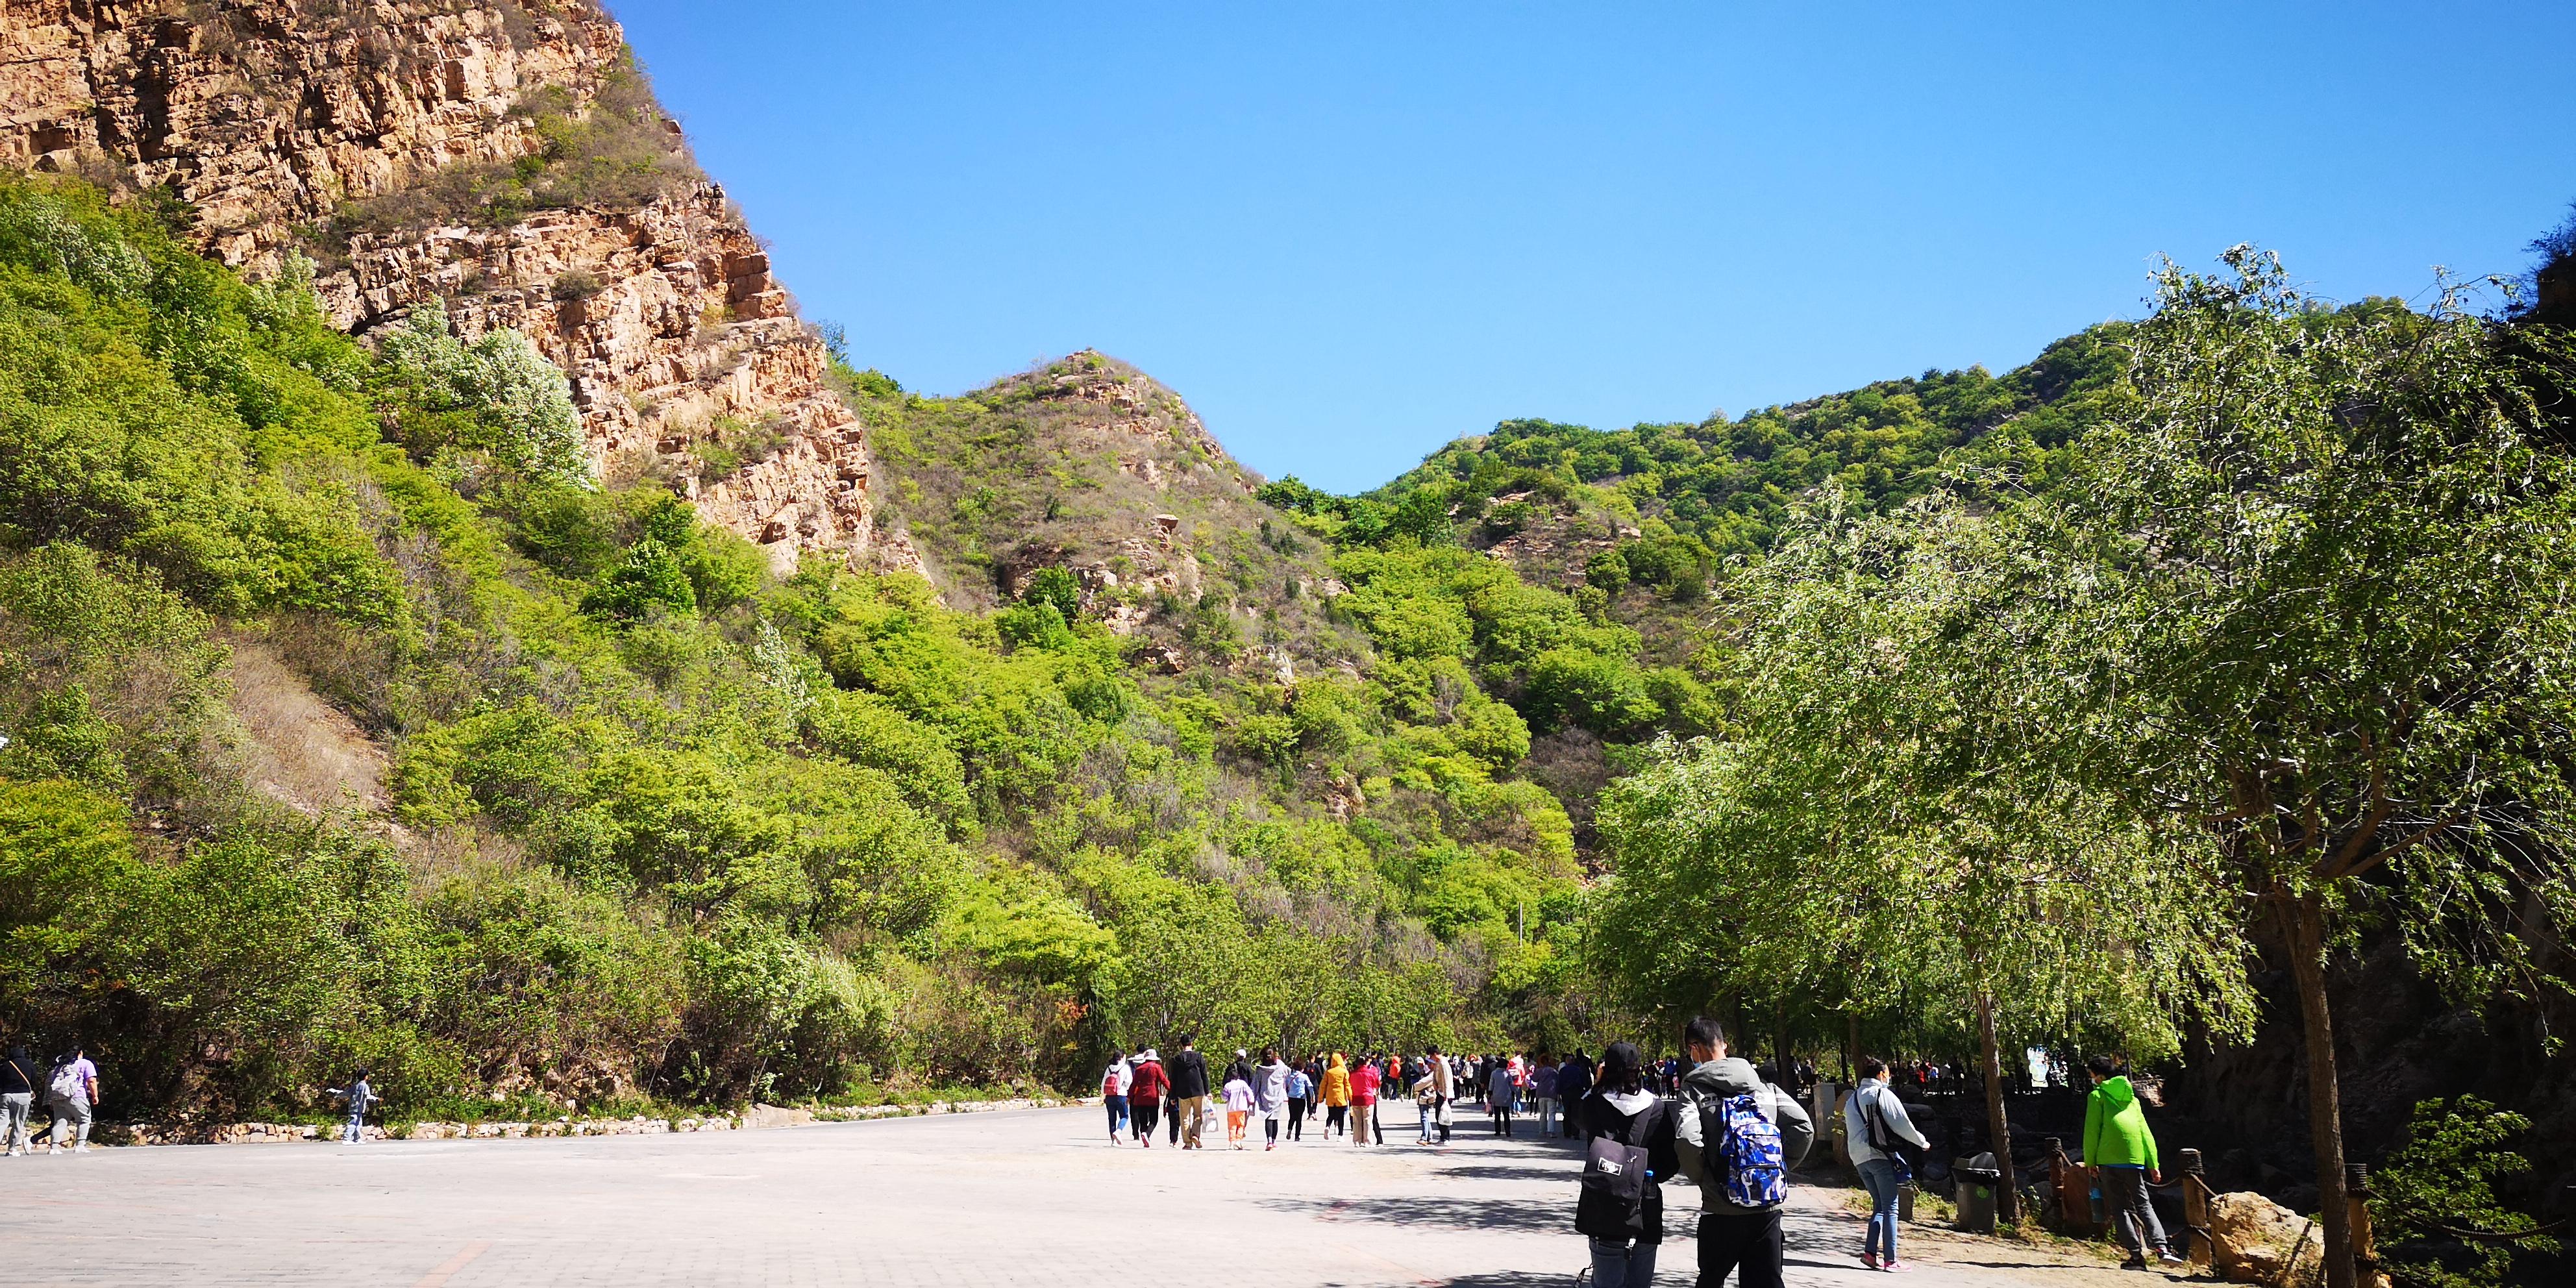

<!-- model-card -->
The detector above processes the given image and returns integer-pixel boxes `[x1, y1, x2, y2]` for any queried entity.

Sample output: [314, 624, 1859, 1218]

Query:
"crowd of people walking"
[1100, 1039, 1633, 1152]
[1095, 1023, 2181, 1286]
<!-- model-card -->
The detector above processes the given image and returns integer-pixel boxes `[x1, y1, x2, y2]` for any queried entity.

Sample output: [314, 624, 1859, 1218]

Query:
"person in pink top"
[1348, 1055, 1382, 1146]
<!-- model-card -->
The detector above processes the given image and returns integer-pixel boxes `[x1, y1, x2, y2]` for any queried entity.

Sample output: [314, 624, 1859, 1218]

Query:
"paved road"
[1, 1106, 2164, 1286]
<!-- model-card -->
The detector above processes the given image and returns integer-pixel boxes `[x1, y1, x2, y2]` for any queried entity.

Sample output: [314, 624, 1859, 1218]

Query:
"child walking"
[326, 1069, 378, 1145]
[1222, 1070, 1256, 1150]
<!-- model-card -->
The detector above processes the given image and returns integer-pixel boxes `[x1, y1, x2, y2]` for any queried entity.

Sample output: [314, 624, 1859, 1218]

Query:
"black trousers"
[1287, 1097, 1307, 1139]
[1132, 1100, 1160, 1140]
[1696, 1209, 1784, 1288]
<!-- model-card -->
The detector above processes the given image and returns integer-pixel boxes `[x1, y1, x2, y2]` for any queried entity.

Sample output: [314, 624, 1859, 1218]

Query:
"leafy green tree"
[2040, 250, 2576, 1288]
[2370, 1097, 2558, 1288]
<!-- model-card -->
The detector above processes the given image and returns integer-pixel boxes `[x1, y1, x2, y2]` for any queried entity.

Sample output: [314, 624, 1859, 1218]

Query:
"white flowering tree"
[381, 298, 591, 486]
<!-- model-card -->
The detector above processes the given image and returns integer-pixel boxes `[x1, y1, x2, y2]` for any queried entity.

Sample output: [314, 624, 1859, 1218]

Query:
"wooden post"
[2047, 1137, 2091, 1234]
[2180, 1148, 2215, 1272]
[2348, 1164, 2383, 1288]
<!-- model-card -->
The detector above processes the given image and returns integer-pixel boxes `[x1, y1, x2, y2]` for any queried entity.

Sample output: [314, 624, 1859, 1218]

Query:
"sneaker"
[72, 1143, 87, 1153]
[1881, 1260, 1909, 1273]
[2157, 1250, 2187, 1266]
[1862, 1254, 1881, 1271]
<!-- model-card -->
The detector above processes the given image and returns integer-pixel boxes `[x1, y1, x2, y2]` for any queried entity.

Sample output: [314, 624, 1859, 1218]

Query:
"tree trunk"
[1775, 1002, 1790, 1089]
[2284, 893, 2356, 1288]
[1977, 991, 2020, 1224]
[1845, 1012, 1861, 1085]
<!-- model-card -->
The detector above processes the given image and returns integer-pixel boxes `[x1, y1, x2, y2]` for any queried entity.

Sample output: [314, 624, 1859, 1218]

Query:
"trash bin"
[1953, 1156, 2004, 1234]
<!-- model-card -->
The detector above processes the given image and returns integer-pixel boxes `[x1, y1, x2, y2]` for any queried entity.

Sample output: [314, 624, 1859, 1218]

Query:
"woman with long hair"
[1576, 1042, 1678, 1288]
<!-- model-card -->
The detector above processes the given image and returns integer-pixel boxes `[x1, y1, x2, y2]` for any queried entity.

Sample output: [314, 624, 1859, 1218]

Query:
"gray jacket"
[1673, 1057, 1814, 1215]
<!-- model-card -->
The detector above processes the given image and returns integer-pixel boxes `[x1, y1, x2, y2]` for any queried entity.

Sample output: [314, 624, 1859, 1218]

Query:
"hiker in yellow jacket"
[2084, 1056, 2183, 1269]
[1320, 1053, 1352, 1138]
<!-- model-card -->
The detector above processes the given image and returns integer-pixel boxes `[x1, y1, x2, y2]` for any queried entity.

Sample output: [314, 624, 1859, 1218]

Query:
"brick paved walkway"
[0, 1106, 2172, 1286]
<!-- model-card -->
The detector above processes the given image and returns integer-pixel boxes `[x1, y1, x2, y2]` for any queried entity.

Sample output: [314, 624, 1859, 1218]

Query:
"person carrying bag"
[1574, 1043, 1678, 1288]
[1844, 1057, 1930, 1271]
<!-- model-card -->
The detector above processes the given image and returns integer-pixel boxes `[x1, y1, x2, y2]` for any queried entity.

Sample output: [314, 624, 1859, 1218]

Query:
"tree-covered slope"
[0, 177, 1645, 1123]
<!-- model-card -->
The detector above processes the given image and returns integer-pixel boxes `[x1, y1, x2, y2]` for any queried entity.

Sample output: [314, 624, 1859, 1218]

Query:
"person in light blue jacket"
[1284, 1063, 1313, 1141]
[1844, 1057, 1930, 1271]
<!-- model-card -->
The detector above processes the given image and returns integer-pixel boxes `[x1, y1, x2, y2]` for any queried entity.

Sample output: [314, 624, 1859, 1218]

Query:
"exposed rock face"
[0, 0, 895, 571]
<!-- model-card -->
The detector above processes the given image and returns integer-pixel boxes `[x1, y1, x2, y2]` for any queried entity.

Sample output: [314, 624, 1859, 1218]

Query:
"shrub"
[380, 299, 589, 486]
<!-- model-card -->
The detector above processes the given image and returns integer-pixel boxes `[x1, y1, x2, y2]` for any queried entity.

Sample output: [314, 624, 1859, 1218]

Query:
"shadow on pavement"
[1426, 1274, 1581, 1287]
[1260, 1192, 1572, 1235]
[1435, 1164, 1578, 1184]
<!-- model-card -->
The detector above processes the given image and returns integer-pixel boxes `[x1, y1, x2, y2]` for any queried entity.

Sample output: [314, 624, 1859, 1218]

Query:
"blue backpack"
[1715, 1091, 1787, 1208]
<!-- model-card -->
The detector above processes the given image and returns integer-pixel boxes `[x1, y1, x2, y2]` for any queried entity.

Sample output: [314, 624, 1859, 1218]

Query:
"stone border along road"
[0, 1104, 2185, 1287]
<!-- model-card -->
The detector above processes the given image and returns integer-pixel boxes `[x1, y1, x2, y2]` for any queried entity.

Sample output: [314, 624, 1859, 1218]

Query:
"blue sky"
[610, 1, 2576, 493]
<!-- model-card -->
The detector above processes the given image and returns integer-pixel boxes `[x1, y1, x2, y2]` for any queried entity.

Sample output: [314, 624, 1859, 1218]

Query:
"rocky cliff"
[0, 0, 894, 572]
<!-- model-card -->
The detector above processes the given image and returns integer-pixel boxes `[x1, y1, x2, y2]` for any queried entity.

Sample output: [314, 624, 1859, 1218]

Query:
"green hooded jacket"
[2083, 1075, 2159, 1170]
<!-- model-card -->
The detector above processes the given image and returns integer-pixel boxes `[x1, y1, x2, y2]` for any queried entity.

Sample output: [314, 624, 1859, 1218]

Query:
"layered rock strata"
[0, 0, 892, 571]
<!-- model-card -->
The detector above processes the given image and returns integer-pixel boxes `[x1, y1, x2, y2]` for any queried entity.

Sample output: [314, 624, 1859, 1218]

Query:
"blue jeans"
[1858, 1157, 1903, 1261]
[342, 1111, 365, 1143]
[1589, 1235, 1658, 1288]
[1104, 1094, 1128, 1136]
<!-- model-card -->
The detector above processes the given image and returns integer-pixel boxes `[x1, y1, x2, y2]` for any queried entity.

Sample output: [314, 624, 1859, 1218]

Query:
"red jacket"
[1350, 1063, 1381, 1106]
[1128, 1059, 1169, 1103]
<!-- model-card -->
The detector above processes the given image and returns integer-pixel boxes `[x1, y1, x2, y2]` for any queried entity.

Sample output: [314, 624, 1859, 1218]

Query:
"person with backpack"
[0, 1045, 36, 1156]
[45, 1046, 98, 1154]
[1531, 1054, 1560, 1138]
[1557, 1051, 1594, 1142]
[1576, 1043, 1679, 1288]
[1673, 1017, 1813, 1288]
[1127, 1045, 1167, 1146]
[1845, 1056, 1930, 1272]
[1100, 1051, 1132, 1145]
[325, 1069, 378, 1145]
[1167, 1035, 1211, 1150]
[2084, 1056, 2183, 1269]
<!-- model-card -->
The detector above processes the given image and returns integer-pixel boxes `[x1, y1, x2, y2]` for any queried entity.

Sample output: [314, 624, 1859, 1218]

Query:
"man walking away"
[0, 1045, 34, 1155]
[1674, 1017, 1813, 1288]
[326, 1069, 378, 1145]
[2085, 1056, 2183, 1268]
[1168, 1036, 1211, 1150]
[1845, 1057, 1929, 1271]
[45, 1046, 97, 1154]
[1557, 1050, 1594, 1141]
[1128, 1046, 1166, 1146]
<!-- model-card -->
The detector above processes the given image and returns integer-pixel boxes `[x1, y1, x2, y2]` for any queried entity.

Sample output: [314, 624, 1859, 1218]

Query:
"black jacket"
[1169, 1048, 1210, 1099]
[1581, 1090, 1680, 1242]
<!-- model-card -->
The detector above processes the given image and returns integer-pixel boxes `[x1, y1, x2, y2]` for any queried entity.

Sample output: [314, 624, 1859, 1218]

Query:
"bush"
[380, 298, 589, 486]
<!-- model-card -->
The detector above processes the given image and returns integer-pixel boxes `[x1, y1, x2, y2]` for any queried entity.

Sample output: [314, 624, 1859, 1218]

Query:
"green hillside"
[0, 176, 1661, 1121]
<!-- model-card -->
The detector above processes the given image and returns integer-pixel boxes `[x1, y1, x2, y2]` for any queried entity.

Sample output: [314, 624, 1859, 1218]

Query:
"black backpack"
[1574, 1098, 1665, 1239]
